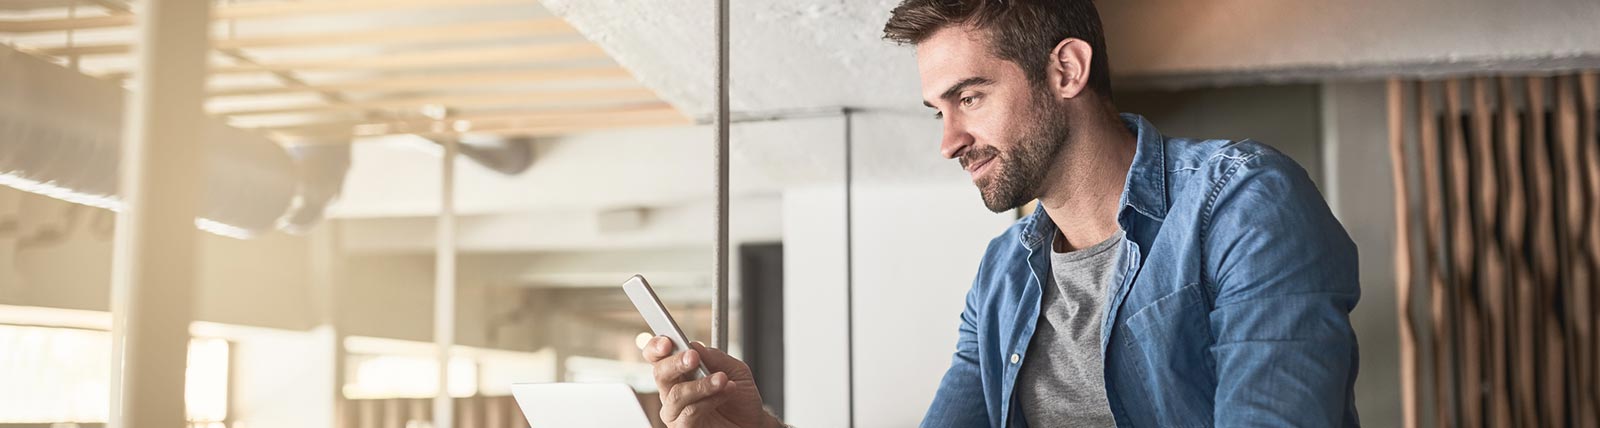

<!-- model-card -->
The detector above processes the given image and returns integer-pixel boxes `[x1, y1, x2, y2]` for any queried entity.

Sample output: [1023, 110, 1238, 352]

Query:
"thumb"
[689, 342, 748, 374]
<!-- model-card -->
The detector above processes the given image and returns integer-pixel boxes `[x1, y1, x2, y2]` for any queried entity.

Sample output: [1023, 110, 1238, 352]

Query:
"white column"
[434, 139, 459, 428]
[310, 222, 347, 428]
[108, 1, 211, 428]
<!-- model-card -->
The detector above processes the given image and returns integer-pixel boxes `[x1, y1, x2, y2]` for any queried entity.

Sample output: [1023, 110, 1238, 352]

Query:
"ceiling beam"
[0, 0, 529, 33]
[29, 18, 576, 57]
[440, 118, 691, 138]
[97, 42, 607, 79]
[278, 116, 689, 143]
[255, 103, 686, 137]
[209, 66, 632, 97]
[0, 0, 94, 11]
[85, 0, 130, 14]
[212, 87, 662, 117]
[214, 43, 606, 73]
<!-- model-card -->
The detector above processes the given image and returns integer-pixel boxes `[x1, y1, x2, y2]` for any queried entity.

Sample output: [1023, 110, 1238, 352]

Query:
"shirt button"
[1010, 353, 1020, 364]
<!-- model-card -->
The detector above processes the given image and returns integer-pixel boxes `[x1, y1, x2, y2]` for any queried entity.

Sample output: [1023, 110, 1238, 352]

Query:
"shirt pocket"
[1120, 282, 1217, 425]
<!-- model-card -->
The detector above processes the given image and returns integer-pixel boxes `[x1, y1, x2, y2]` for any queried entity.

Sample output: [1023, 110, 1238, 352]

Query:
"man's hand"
[643, 337, 780, 428]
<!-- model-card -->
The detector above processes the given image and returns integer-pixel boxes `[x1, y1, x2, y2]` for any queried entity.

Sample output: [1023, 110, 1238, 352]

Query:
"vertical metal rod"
[65, 0, 79, 71]
[712, 0, 731, 350]
[108, 1, 211, 427]
[435, 139, 459, 428]
[843, 109, 856, 427]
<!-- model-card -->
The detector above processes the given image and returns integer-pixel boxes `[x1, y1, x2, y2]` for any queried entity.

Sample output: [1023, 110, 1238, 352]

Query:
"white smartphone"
[622, 274, 709, 379]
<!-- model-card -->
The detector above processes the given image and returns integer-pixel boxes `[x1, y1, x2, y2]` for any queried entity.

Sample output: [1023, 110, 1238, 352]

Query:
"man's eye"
[960, 95, 978, 107]
[934, 111, 944, 119]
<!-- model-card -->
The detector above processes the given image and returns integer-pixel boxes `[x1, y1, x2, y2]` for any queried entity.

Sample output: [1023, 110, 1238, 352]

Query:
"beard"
[962, 90, 1071, 213]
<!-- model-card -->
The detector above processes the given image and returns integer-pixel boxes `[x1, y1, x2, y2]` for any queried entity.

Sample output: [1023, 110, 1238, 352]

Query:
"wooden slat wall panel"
[1556, 75, 1591, 428]
[347, 397, 535, 428]
[1390, 78, 1422, 428]
[1469, 77, 1513, 428]
[383, 397, 404, 428]
[1525, 76, 1569, 428]
[358, 398, 378, 428]
[1580, 72, 1600, 428]
[1496, 76, 1540, 428]
[1444, 79, 1485, 428]
[1396, 71, 1600, 428]
[1418, 80, 1458, 428]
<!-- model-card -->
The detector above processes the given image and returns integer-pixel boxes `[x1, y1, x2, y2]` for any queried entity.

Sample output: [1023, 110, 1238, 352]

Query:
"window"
[0, 324, 229, 425]
[342, 354, 478, 399]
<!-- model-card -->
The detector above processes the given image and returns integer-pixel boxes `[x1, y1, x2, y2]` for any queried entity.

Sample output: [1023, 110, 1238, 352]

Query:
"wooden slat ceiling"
[0, 0, 689, 143]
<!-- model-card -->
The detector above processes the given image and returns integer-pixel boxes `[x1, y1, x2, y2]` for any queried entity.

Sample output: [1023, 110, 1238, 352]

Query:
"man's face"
[918, 26, 1069, 213]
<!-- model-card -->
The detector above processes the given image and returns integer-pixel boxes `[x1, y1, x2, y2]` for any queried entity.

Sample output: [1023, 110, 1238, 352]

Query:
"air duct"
[456, 135, 536, 176]
[0, 45, 336, 239]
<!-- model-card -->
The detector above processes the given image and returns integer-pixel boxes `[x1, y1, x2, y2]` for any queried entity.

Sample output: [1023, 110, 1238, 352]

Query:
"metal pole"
[108, 1, 211, 427]
[711, 0, 731, 350]
[434, 139, 459, 428]
[843, 109, 856, 427]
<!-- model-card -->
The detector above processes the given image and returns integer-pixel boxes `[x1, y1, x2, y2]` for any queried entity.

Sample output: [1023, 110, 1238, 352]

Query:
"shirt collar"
[1016, 113, 1169, 251]
[1116, 113, 1169, 223]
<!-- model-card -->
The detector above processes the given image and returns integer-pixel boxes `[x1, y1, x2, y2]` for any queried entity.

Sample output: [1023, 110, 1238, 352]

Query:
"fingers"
[642, 336, 676, 363]
[661, 371, 733, 423]
[689, 341, 746, 373]
[653, 343, 701, 391]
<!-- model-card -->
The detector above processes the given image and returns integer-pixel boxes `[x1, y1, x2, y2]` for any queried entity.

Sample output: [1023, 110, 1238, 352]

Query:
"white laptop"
[510, 383, 652, 428]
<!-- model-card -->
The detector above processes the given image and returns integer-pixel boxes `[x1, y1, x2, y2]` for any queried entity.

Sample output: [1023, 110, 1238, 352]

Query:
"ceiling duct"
[279, 141, 353, 234]
[0, 45, 329, 239]
[453, 135, 537, 176]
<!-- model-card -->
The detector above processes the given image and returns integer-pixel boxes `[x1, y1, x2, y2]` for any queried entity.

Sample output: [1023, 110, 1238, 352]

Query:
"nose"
[939, 116, 974, 160]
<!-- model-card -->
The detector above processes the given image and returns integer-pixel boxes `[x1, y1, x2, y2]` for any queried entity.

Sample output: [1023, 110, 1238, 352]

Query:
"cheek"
[966, 106, 1022, 150]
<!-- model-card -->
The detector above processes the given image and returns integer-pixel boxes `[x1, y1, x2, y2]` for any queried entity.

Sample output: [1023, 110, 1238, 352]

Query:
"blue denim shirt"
[922, 114, 1361, 427]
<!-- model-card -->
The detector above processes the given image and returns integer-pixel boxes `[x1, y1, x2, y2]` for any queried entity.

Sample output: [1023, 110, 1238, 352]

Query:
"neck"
[1037, 109, 1137, 252]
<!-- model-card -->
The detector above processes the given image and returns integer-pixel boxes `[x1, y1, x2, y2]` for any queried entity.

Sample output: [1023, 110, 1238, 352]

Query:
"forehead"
[915, 26, 1011, 98]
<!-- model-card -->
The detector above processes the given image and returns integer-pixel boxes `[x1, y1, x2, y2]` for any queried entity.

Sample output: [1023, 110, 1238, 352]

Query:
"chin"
[977, 188, 1018, 213]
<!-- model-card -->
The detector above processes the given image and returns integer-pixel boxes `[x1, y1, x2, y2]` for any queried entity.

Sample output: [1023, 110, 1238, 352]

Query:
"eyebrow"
[923, 77, 994, 109]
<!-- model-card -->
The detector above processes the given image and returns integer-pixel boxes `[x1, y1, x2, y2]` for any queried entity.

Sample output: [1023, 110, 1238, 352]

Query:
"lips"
[965, 155, 995, 178]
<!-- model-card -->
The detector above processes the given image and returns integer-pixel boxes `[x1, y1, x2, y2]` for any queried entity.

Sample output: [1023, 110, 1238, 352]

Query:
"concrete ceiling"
[540, 0, 925, 118]
[544, 0, 1600, 113]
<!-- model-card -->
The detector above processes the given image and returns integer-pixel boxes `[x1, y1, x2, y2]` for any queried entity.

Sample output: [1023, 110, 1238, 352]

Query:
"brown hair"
[883, 0, 1112, 97]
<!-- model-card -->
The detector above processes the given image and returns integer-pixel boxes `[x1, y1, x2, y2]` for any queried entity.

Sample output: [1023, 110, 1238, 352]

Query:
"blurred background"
[0, 0, 1597, 427]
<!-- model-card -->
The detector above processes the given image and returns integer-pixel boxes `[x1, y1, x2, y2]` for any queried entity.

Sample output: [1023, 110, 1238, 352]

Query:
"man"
[644, 0, 1361, 426]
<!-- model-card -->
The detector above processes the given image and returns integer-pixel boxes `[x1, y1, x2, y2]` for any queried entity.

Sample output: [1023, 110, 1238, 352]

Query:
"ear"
[1046, 38, 1094, 100]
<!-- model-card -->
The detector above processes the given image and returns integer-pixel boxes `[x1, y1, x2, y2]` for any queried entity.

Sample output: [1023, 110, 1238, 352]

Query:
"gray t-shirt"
[1016, 230, 1122, 427]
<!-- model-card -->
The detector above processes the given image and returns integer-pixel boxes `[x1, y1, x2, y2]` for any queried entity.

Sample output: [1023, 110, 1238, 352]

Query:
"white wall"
[777, 110, 1015, 427]
[780, 185, 851, 427]
[849, 184, 1014, 427]
[1118, 84, 1325, 187]
[781, 182, 1014, 428]
[1321, 81, 1403, 427]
